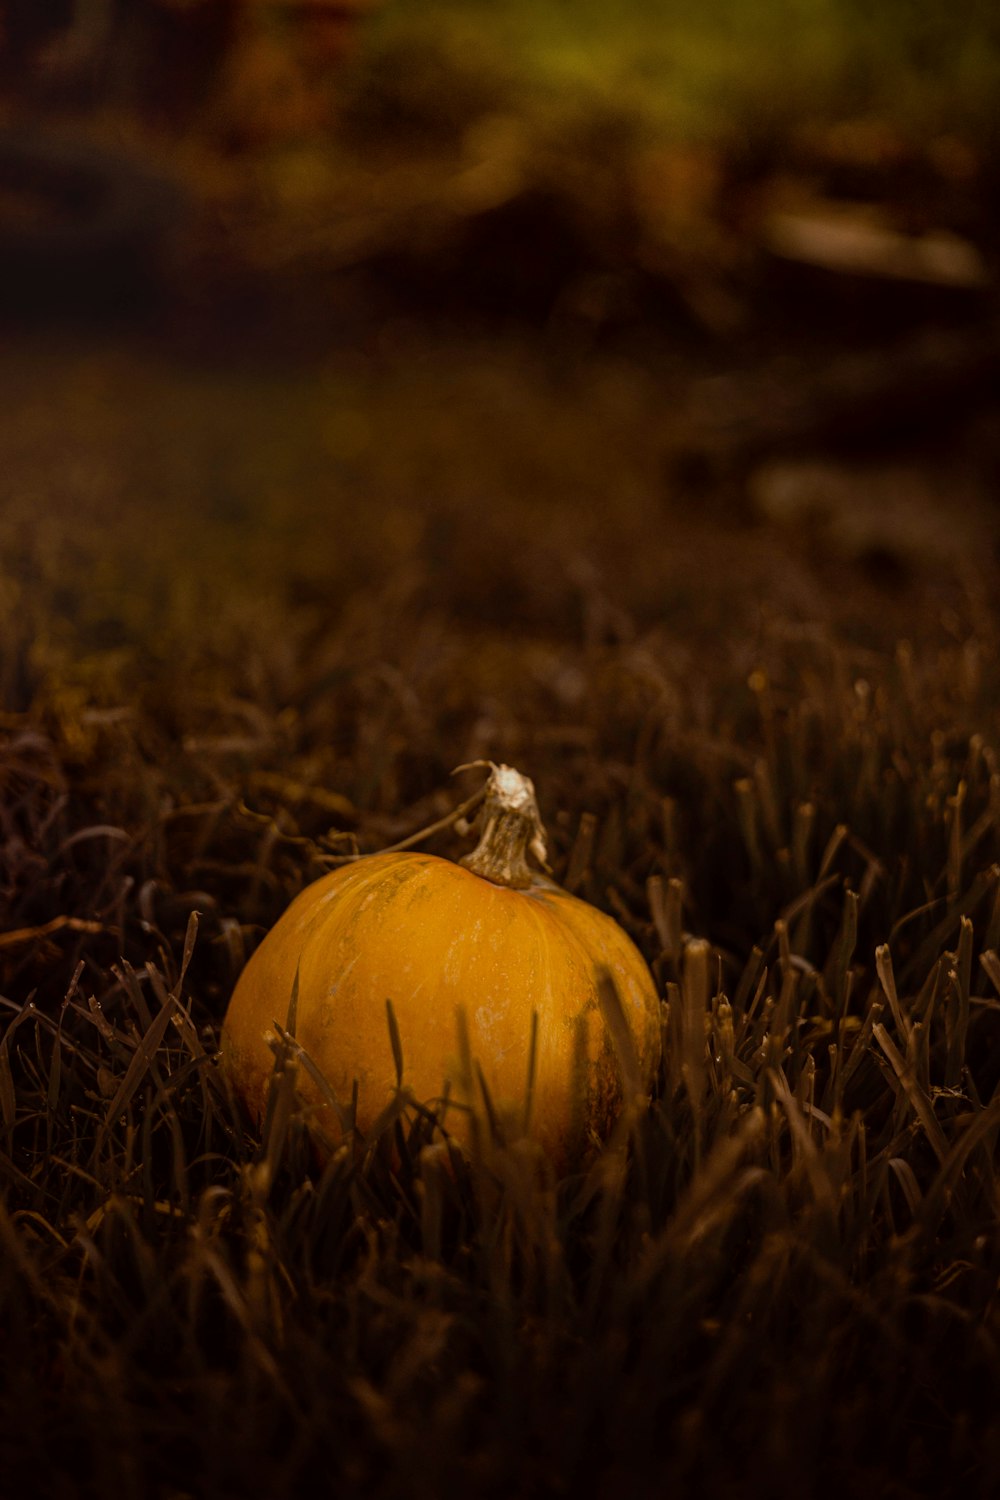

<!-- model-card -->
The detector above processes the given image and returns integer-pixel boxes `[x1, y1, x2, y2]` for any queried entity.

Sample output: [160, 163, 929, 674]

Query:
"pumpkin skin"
[221, 849, 661, 1165]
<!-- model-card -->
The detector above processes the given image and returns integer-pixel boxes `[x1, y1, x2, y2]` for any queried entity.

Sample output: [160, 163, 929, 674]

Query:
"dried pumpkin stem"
[374, 783, 489, 856]
[459, 763, 548, 890]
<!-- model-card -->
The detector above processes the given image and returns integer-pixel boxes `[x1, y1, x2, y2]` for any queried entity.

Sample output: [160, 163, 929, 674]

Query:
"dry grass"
[2, 323, 1000, 1499]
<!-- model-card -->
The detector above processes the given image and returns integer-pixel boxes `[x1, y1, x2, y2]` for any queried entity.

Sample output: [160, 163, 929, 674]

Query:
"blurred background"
[1, 0, 999, 742]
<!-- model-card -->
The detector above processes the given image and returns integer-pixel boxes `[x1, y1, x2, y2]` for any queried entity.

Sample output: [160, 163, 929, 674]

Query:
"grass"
[2, 314, 1000, 1498]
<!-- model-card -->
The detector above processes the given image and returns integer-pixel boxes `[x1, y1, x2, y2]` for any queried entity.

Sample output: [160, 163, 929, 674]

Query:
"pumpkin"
[221, 764, 661, 1164]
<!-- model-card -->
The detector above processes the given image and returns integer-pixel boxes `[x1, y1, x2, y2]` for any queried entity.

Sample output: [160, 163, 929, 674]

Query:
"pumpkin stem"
[459, 763, 549, 889]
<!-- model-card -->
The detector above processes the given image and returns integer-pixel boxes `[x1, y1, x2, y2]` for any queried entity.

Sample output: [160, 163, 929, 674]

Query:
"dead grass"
[2, 323, 1000, 1498]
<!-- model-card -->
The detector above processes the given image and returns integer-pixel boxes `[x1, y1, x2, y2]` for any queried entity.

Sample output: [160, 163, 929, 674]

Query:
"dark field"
[3, 4, 1000, 1497]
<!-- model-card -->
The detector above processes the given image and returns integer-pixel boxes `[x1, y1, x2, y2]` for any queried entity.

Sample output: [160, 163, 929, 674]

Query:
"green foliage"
[370, 0, 1000, 144]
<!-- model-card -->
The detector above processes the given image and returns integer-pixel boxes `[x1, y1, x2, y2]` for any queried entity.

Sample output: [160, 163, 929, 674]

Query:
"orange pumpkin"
[221, 765, 661, 1164]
